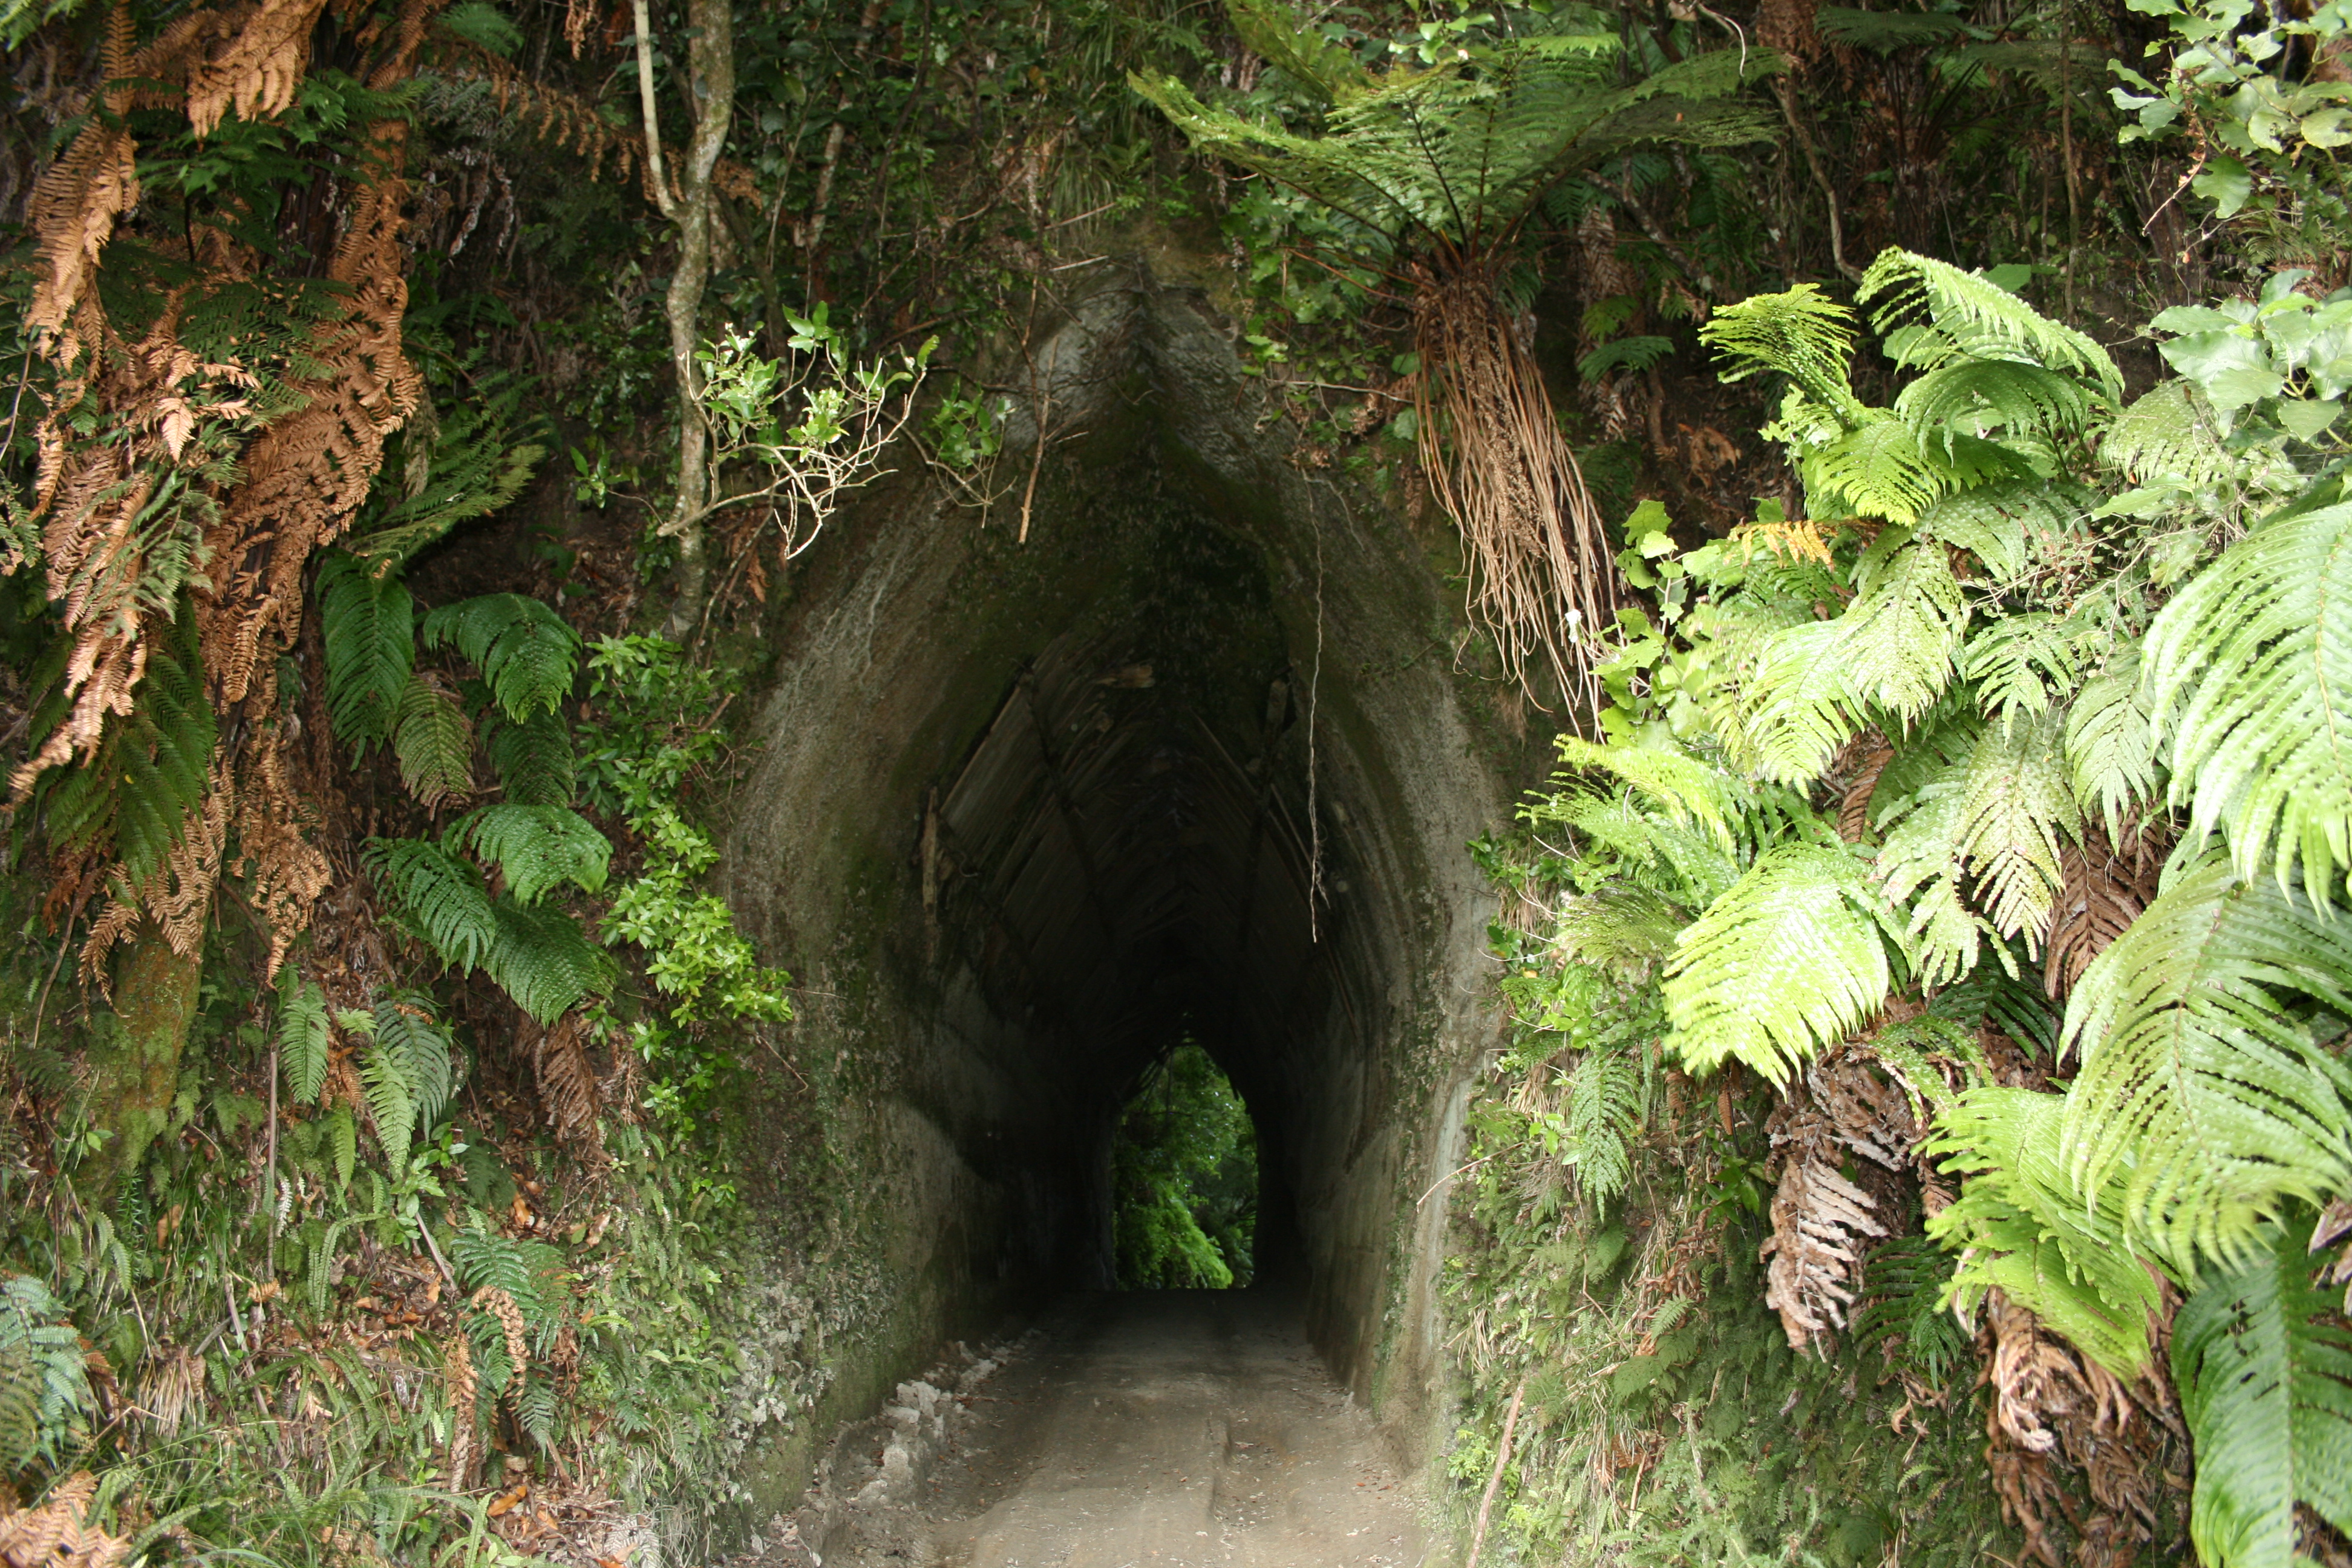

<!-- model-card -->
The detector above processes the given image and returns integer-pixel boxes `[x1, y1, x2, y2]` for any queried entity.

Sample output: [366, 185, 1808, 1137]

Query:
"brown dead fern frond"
[0, 1472, 132, 1568]
[1414, 261, 1622, 719]
[184, 0, 332, 138]
[443, 1330, 479, 1491]
[529, 1013, 604, 1158]
[2043, 819, 2165, 1002]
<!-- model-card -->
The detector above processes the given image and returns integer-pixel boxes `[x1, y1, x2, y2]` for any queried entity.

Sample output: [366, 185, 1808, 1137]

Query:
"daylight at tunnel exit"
[2, 0, 2348, 1563]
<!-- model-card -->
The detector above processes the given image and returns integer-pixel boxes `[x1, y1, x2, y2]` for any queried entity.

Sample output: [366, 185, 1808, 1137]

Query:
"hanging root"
[1413, 261, 1622, 721]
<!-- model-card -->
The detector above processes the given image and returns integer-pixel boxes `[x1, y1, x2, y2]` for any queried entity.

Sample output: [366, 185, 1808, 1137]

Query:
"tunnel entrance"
[725, 282, 1511, 1481]
[1110, 1042, 1258, 1289]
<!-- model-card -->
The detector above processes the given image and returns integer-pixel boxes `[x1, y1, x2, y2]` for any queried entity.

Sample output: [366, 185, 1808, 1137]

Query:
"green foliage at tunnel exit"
[1112, 1045, 1258, 1290]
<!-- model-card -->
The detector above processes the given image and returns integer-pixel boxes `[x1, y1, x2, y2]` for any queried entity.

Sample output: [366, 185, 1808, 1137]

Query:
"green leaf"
[2060, 853, 2352, 1281]
[2174, 1217, 2352, 1568]
[2143, 498, 2352, 901]
[2194, 154, 2255, 218]
[485, 710, 576, 806]
[1663, 844, 1898, 1085]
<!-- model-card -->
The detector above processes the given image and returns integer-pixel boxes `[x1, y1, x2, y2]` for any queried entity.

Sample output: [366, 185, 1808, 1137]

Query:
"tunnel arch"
[716, 263, 1520, 1498]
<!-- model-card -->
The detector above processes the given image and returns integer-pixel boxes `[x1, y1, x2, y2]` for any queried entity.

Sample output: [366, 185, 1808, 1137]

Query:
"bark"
[635, 0, 736, 641]
[76, 920, 204, 1201]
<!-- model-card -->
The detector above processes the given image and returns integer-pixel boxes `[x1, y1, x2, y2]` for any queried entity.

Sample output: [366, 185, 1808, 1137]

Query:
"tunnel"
[716, 262, 1518, 1503]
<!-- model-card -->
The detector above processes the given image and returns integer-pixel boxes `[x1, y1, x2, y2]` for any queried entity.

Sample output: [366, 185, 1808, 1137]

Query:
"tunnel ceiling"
[928, 515, 1342, 1120]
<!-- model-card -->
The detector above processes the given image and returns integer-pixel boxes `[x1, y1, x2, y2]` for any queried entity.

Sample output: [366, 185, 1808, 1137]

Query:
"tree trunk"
[635, 0, 736, 641]
[76, 920, 204, 1201]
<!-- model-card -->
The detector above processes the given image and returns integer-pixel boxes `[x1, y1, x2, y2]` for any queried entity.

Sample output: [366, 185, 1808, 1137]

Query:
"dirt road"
[811, 1291, 1433, 1568]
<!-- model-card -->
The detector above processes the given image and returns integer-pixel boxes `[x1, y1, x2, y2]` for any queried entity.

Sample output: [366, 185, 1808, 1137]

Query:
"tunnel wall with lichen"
[700, 258, 1532, 1522]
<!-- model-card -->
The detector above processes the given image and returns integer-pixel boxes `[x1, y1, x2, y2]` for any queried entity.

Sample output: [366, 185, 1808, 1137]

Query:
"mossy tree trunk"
[76, 920, 204, 1201]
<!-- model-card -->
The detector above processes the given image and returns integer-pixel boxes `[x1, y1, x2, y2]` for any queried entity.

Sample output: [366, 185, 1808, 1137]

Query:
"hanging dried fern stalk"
[1413, 261, 1618, 712]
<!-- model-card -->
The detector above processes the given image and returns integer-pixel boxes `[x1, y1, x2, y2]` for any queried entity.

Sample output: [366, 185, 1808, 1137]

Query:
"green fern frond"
[392, 675, 474, 809]
[278, 972, 330, 1105]
[1551, 795, 1743, 906]
[2174, 1215, 2352, 1568]
[419, 594, 581, 722]
[450, 805, 612, 903]
[1558, 1040, 1646, 1209]
[1815, 5, 1971, 52]
[364, 837, 500, 972]
[1894, 358, 2094, 446]
[1739, 619, 1862, 783]
[486, 900, 618, 1024]
[1550, 883, 1690, 978]
[1874, 768, 1986, 988]
[1859, 249, 2123, 400]
[1915, 478, 2084, 581]
[1963, 612, 2086, 731]
[344, 408, 544, 572]
[1926, 1086, 2164, 1376]
[1699, 283, 1860, 416]
[371, 991, 455, 1130]
[2065, 649, 2161, 841]
[2101, 378, 2232, 488]
[1224, 0, 1371, 100]
[1852, 1234, 1973, 1388]
[1663, 843, 1899, 1085]
[317, 550, 416, 753]
[358, 1032, 417, 1175]
[485, 710, 577, 806]
[1926, 959, 2060, 1056]
[1806, 416, 1956, 524]
[1951, 714, 2080, 945]
[2142, 497, 2352, 902]
[1840, 536, 1970, 712]
[2060, 852, 2352, 1282]
[1546, 736, 1739, 852]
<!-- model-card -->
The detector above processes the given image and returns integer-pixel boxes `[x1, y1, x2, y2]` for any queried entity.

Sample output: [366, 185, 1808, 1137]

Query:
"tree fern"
[2141, 496, 2352, 903]
[1806, 415, 1965, 525]
[1739, 619, 1863, 783]
[2060, 852, 2352, 1282]
[1837, 535, 1971, 713]
[1663, 843, 1900, 1085]
[1553, 1039, 1646, 1210]
[485, 710, 576, 806]
[450, 805, 611, 903]
[486, 900, 618, 1024]
[1874, 766, 1991, 989]
[364, 837, 500, 971]
[2173, 1215, 2352, 1568]
[278, 972, 330, 1105]
[419, 595, 581, 723]
[392, 674, 474, 809]
[317, 550, 416, 753]
[1927, 1086, 2166, 1376]
[1551, 884, 1691, 978]
[1893, 358, 2096, 446]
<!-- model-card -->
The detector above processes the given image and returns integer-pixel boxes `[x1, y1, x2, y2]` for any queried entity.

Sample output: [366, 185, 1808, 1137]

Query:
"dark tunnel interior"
[727, 286, 1489, 1402]
[921, 491, 1344, 1295]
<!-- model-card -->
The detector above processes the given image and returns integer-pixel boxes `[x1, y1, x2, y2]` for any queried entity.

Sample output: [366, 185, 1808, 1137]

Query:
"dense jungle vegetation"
[3, 0, 2352, 1561]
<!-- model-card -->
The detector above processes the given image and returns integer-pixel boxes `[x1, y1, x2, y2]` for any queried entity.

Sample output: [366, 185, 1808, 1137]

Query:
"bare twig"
[1466, 1379, 1527, 1568]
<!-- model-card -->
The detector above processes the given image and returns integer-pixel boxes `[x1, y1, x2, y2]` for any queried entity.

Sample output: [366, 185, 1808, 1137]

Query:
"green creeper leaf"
[2193, 155, 2254, 218]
